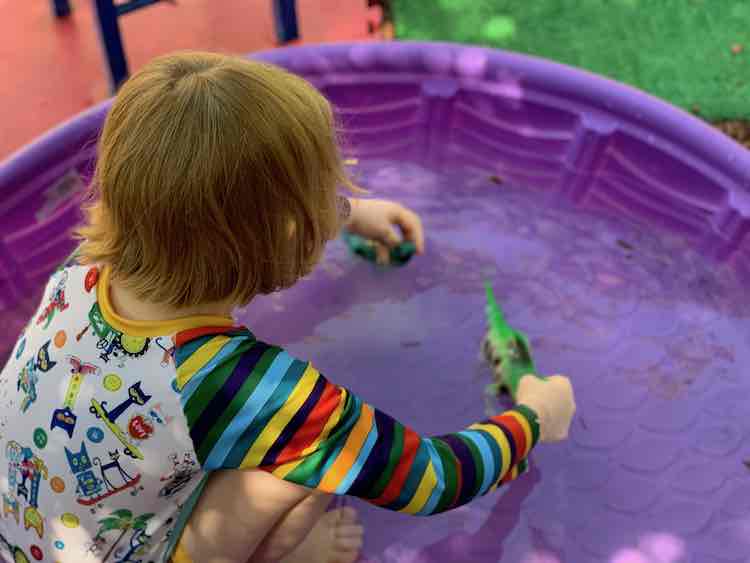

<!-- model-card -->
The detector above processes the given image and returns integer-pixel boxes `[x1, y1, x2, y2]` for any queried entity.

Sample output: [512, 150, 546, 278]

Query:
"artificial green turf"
[392, 0, 750, 120]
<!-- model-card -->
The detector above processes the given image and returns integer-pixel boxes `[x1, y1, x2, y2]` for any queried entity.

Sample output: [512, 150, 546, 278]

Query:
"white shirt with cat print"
[0, 260, 225, 563]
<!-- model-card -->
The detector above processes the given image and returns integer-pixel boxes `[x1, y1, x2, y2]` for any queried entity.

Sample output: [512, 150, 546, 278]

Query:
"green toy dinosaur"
[343, 231, 416, 267]
[481, 281, 542, 401]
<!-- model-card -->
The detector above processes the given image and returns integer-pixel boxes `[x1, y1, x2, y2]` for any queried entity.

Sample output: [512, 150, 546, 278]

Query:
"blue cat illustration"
[65, 443, 103, 499]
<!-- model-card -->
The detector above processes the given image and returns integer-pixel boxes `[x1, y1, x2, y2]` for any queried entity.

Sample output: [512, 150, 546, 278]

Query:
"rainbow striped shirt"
[175, 326, 540, 515]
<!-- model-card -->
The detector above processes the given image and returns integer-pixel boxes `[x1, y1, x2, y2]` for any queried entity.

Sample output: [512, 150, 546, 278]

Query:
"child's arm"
[177, 327, 539, 516]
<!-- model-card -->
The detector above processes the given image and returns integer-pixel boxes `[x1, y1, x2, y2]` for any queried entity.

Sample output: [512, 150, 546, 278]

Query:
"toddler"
[0, 52, 575, 563]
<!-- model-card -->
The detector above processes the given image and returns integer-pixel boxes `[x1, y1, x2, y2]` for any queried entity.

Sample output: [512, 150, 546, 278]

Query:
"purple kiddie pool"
[2, 42, 750, 562]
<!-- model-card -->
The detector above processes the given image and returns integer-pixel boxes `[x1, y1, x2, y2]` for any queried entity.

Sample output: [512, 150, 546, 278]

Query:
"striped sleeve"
[174, 327, 540, 515]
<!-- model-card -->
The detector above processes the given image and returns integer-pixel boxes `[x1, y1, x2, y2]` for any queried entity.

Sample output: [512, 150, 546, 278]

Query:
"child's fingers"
[374, 242, 391, 265]
[379, 225, 402, 248]
[393, 207, 425, 254]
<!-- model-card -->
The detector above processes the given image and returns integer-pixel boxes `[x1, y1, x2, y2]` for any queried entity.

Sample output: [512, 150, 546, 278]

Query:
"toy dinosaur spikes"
[482, 282, 538, 401]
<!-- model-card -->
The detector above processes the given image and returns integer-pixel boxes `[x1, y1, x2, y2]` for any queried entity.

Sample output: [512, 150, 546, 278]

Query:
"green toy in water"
[343, 231, 416, 267]
[481, 282, 544, 401]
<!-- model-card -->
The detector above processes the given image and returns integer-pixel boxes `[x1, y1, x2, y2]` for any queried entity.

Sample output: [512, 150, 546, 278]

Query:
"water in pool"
[235, 159, 750, 563]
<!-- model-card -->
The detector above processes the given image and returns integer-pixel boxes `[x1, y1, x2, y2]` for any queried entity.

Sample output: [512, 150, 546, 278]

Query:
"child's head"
[76, 51, 352, 309]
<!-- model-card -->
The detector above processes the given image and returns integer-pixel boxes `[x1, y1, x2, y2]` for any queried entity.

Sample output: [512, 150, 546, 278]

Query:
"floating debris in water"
[617, 239, 634, 251]
[401, 340, 422, 348]
[489, 175, 504, 185]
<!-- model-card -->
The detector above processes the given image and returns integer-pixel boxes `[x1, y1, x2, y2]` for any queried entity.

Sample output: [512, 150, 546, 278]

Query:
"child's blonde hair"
[76, 51, 352, 308]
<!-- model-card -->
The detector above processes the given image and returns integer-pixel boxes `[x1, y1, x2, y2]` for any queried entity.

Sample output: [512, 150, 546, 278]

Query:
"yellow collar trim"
[97, 265, 235, 338]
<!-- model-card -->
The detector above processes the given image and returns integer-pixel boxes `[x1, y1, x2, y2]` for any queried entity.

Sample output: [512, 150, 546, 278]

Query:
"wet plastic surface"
[1, 43, 750, 562]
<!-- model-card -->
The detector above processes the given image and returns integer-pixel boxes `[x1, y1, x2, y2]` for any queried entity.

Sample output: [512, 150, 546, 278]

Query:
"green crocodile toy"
[343, 231, 416, 267]
[481, 282, 542, 401]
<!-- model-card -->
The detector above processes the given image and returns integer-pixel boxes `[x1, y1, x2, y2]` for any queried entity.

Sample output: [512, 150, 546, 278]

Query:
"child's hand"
[346, 199, 425, 262]
[516, 374, 576, 443]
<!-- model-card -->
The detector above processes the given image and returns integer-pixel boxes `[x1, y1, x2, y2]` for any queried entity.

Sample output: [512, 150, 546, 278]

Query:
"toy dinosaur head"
[483, 281, 537, 399]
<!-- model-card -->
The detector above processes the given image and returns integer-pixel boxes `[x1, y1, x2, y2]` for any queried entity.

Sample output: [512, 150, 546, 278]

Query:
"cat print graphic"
[89, 382, 152, 460]
[17, 341, 56, 413]
[64, 443, 143, 510]
[76, 303, 150, 367]
[159, 453, 197, 498]
[155, 337, 175, 368]
[51, 355, 102, 438]
[5, 441, 47, 539]
[36, 270, 70, 329]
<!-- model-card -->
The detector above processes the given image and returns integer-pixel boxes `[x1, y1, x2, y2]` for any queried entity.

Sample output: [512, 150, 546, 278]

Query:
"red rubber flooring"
[0, 0, 386, 161]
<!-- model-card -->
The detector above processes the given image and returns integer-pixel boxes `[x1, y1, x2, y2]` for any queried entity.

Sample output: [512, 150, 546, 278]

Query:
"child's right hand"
[346, 199, 425, 256]
[516, 374, 576, 443]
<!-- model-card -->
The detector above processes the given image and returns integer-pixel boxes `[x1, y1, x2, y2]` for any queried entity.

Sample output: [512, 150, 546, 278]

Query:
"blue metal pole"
[93, 0, 129, 92]
[116, 0, 164, 16]
[52, 0, 72, 18]
[272, 0, 299, 44]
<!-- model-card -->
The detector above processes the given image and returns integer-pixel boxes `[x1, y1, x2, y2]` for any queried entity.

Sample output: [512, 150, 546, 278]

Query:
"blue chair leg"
[93, 0, 129, 92]
[52, 0, 72, 18]
[272, 0, 299, 44]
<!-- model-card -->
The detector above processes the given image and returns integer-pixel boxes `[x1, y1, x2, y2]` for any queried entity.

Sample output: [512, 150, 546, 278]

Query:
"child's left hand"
[345, 199, 425, 261]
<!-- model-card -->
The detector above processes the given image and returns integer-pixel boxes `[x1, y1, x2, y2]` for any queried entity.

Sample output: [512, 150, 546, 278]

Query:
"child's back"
[0, 50, 340, 563]
[0, 260, 209, 562]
